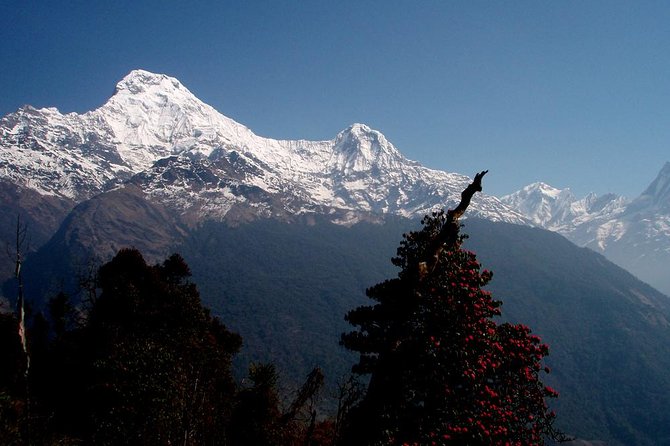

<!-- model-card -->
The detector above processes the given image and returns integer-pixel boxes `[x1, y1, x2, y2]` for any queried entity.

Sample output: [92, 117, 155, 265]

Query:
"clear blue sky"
[1, 0, 669, 198]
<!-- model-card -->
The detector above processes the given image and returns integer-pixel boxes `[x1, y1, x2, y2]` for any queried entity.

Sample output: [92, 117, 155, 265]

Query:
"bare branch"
[418, 170, 488, 279]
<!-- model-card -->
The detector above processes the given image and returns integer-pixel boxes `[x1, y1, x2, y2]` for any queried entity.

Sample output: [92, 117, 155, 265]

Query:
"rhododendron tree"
[341, 171, 564, 445]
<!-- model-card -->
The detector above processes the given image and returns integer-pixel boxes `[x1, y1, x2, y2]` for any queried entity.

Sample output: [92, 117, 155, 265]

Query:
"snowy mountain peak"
[501, 180, 632, 235]
[500, 182, 575, 228]
[332, 123, 407, 173]
[108, 69, 200, 123]
[0, 69, 527, 224]
[114, 69, 186, 96]
[639, 161, 670, 206]
[98, 70, 257, 170]
[336, 123, 392, 150]
[344, 122, 372, 134]
[521, 182, 573, 199]
[470, 165, 670, 296]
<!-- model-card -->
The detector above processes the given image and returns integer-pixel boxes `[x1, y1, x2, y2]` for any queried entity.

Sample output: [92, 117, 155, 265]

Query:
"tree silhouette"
[81, 249, 242, 444]
[1, 247, 339, 444]
[341, 172, 562, 445]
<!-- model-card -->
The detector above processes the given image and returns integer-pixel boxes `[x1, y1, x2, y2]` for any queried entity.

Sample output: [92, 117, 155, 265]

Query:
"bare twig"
[418, 170, 488, 279]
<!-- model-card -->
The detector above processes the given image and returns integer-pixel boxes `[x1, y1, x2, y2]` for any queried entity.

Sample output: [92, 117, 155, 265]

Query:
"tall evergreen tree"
[341, 172, 562, 445]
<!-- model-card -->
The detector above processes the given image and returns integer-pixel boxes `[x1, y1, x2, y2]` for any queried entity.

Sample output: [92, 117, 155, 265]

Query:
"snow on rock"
[501, 182, 578, 229]
[1, 69, 526, 224]
[502, 182, 629, 244]
[504, 165, 670, 295]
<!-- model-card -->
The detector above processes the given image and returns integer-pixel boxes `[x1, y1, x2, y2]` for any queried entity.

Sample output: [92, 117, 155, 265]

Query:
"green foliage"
[230, 363, 328, 446]
[160, 216, 670, 444]
[0, 312, 24, 396]
[47, 291, 76, 339]
[341, 211, 561, 445]
[463, 219, 670, 445]
[0, 310, 26, 444]
[230, 363, 285, 445]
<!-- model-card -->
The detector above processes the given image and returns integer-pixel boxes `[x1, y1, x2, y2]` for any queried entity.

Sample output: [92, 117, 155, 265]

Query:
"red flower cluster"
[342, 210, 562, 445]
[414, 243, 558, 445]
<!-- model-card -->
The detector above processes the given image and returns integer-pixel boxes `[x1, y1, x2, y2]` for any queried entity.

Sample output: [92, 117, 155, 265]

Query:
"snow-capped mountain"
[501, 182, 580, 230]
[0, 69, 526, 225]
[503, 164, 670, 295]
[4, 68, 670, 295]
[501, 182, 629, 236]
[633, 161, 670, 212]
[0, 70, 261, 201]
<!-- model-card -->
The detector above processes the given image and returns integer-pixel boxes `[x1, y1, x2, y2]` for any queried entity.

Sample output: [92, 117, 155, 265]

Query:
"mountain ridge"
[502, 164, 670, 295]
[3, 69, 670, 295]
[0, 69, 526, 226]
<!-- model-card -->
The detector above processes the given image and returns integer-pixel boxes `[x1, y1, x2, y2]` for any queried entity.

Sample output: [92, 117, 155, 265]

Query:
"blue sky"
[1, 1, 669, 198]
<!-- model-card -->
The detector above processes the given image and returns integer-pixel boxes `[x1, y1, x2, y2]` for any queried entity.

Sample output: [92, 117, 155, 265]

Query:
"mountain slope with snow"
[502, 183, 627, 230]
[503, 164, 670, 295]
[0, 69, 526, 225]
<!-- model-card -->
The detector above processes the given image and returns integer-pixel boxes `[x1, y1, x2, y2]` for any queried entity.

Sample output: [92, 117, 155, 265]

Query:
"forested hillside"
[5, 213, 670, 444]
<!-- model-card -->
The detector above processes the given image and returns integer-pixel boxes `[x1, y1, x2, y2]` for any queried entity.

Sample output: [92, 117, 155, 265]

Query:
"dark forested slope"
[14, 212, 670, 445]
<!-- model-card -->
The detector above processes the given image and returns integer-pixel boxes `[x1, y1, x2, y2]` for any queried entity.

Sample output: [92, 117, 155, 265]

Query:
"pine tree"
[341, 172, 562, 445]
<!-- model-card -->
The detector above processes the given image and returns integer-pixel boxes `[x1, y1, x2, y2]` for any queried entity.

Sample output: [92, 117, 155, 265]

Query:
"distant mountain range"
[3, 69, 670, 444]
[501, 163, 670, 295]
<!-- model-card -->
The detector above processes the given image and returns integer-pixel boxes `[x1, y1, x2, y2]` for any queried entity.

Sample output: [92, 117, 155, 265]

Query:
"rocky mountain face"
[502, 163, 670, 295]
[0, 69, 525, 231]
